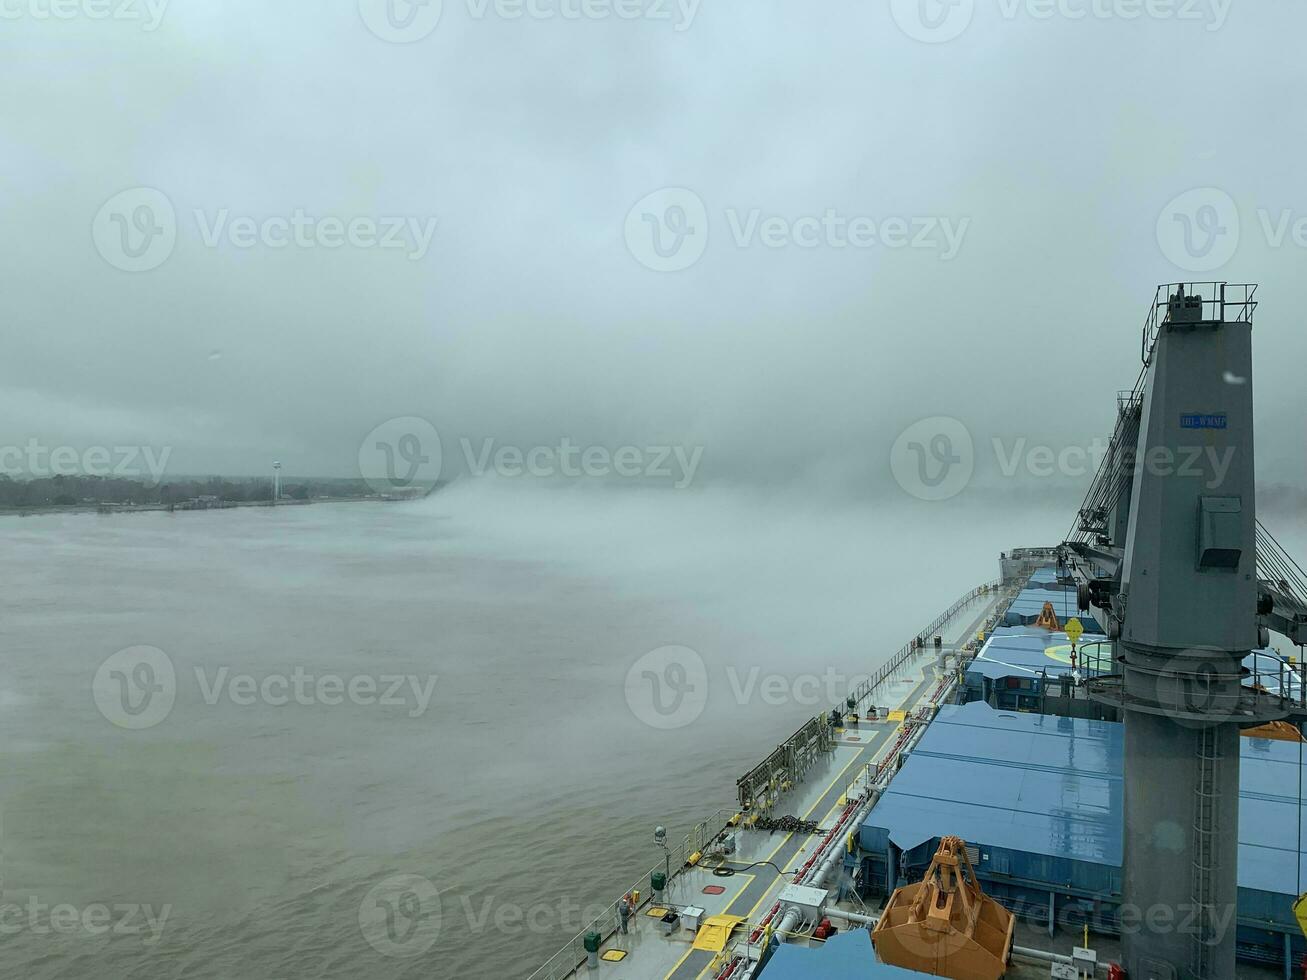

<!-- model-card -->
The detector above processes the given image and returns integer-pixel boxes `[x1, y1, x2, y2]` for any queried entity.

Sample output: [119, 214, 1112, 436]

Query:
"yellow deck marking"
[656, 604, 1012, 980]
[658, 875, 754, 980]
[666, 602, 1006, 979]
[663, 739, 886, 980]
[734, 712, 918, 933]
[659, 929, 706, 980]
[662, 949, 695, 979]
[691, 914, 747, 952]
[657, 605, 1011, 980]
[732, 733, 887, 923]
[721, 873, 755, 904]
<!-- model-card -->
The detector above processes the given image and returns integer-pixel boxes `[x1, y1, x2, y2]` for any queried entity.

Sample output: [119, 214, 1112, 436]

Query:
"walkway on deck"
[567, 588, 1006, 980]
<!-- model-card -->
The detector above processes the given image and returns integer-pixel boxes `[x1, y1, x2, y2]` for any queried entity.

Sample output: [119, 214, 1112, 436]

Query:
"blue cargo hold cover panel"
[759, 929, 926, 980]
[863, 701, 1123, 864]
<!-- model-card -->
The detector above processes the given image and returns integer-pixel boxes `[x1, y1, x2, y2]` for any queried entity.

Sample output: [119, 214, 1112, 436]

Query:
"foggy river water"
[0, 487, 1299, 978]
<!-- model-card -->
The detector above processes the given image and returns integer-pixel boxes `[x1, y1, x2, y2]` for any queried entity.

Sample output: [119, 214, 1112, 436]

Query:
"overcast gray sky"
[3, 0, 1304, 494]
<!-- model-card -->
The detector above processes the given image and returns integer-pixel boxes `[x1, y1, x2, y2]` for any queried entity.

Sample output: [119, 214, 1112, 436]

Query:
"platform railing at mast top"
[1141, 282, 1258, 365]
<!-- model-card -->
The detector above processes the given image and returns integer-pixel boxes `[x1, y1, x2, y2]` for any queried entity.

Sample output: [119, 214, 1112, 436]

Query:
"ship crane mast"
[1059, 283, 1307, 980]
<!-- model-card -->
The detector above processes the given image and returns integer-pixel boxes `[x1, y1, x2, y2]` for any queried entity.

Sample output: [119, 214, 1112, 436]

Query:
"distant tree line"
[0, 474, 373, 509]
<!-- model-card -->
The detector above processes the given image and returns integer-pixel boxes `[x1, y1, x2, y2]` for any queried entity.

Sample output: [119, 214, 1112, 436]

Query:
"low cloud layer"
[3, 0, 1305, 494]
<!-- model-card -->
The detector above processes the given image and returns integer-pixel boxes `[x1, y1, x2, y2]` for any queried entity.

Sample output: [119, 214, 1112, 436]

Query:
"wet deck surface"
[561, 591, 1009, 980]
[550, 583, 1299, 980]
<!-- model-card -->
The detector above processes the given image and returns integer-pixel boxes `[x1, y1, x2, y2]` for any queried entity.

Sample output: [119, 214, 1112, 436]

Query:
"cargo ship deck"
[528, 552, 1305, 980]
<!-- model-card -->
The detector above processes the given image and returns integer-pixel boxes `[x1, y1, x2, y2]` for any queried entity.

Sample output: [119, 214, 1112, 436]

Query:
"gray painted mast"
[1087, 284, 1299, 980]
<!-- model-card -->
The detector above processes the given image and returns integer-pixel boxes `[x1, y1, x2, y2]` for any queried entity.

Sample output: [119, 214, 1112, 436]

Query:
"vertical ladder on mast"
[1190, 724, 1221, 980]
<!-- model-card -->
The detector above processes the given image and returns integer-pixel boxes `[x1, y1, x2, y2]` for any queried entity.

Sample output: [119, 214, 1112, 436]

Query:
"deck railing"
[524, 805, 739, 980]
[846, 579, 1002, 713]
[527, 576, 1010, 980]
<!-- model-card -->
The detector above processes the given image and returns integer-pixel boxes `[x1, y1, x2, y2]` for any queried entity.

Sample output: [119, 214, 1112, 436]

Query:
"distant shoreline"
[0, 495, 419, 520]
